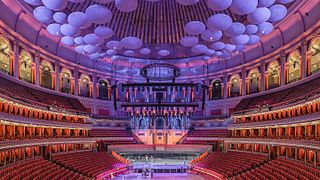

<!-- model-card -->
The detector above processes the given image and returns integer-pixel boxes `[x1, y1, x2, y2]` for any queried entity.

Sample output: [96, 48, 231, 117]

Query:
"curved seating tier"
[51, 151, 127, 178]
[182, 129, 231, 144]
[0, 76, 86, 114]
[232, 157, 320, 180]
[89, 128, 138, 144]
[193, 151, 268, 178]
[235, 77, 320, 113]
[0, 157, 88, 180]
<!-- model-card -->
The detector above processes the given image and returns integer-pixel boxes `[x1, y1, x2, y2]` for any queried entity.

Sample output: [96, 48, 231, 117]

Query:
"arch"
[40, 60, 53, 89]
[248, 68, 260, 94]
[0, 37, 11, 74]
[309, 36, 320, 75]
[267, 61, 280, 89]
[79, 74, 90, 97]
[229, 74, 241, 97]
[98, 79, 109, 100]
[61, 68, 72, 94]
[287, 50, 301, 83]
[155, 117, 164, 129]
[175, 118, 182, 129]
[19, 50, 33, 83]
[211, 79, 222, 100]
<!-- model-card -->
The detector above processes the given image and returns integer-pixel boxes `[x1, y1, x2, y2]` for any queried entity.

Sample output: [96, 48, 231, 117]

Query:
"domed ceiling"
[21, 0, 297, 61]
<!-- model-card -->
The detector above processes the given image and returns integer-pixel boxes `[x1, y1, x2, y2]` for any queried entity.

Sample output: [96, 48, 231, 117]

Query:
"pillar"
[34, 52, 40, 86]
[55, 62, 60, 91]
[92, 74, 97, 99]
[73, 69, 79, 96]
[223, 73, 228, 98]
[13, 39, 19, 79]
[242, 69, 246, 96]
[280, 54, 286, 86]
[260, 62, 266, 92]
[301, 38, 308, 78]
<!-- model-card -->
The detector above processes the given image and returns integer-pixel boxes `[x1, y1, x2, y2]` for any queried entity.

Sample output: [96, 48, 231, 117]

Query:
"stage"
[112, 173, 210, 180]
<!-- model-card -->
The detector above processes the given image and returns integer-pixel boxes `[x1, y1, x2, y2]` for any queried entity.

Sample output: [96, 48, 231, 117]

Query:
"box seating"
[51, 151, 127, 178]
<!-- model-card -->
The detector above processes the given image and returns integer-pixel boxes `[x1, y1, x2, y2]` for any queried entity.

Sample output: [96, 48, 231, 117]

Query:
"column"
[92, 74, 97, 99]
[55, 62, 60, 91]
[260, 62, 266, 92]
[280, 54, 286, 86]
[241, 69, 246, 96]
[73, 69, 79, 96]
[13, 39, 20, 79]
[223, 73, 228, 98]
[34, 52, 40, 86]
[301, 39, 308, 78]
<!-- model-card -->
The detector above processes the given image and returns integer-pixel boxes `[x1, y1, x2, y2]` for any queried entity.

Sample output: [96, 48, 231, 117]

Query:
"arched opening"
[248, 69, 260, 94]
[98, 80, 109, 100]
[61, 68, 72, 94]
[40, 61, 53, 89]
[309, 37, 320, 75]
[211, 80, 222, 100]
[79, 74, 90, 97]
[175, 119, 182, 129]
[155, 117, 164, 129]
[19, 50, 32, 83]
[267, 61, 280, 89]
[229, 75, 241, 97]
[0, 37, 11, 74]
[287, 50, 301, 83]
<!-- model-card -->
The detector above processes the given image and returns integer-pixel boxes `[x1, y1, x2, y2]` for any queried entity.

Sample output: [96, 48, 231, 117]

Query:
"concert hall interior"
[0, 0, 320, 179]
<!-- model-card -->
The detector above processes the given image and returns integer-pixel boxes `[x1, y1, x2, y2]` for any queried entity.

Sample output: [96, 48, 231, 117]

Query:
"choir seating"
[89, 128, 138, 144]
[188, 129, 231, 138]
[182, 128, 231, 144]
[89, 128, 132, 137]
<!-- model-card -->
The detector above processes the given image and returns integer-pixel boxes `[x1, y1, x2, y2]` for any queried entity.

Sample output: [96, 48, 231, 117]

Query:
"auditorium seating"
[232, 157, 320, 180]
[52, 151, 127, 178]
[193, 151, 268, 178]
[182, 129, 231, 144]
[235, 77, 320, 112]
[0, 77, 86, 113]
[89, 128, 138, 144]
[89, 128, 132, 137]
[188, 129, 231, 138]
[0, 157, 88, 180]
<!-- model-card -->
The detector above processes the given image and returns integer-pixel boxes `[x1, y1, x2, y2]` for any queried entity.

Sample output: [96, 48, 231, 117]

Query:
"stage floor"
[112, 173, 210, 180]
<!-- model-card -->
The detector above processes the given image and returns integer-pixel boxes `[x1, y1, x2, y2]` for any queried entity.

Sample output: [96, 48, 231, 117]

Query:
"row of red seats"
[232, 157, 320, 180]
[193, 151, 268, 178]
[0, 77, 86, 113]
[235, 77, 320, 112]
[102, 140, 137, 145]
[188, 129, 231, 138]
[0, 157, 88, 180]
[51, 151, 126, 178]
[89, 129, 133, 137]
